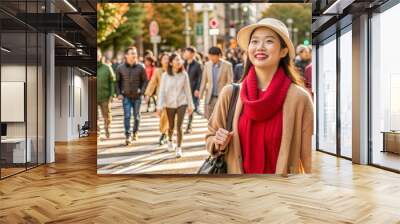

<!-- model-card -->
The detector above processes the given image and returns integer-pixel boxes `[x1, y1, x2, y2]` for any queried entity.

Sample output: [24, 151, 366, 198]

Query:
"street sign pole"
[153, 43, 158, 59]
[202, 4, 210, 56]
[209, 28, 219, 47]
[149, 21, 160, 58]
[150, 35, 161, 58]
[184, 3, 190, 47]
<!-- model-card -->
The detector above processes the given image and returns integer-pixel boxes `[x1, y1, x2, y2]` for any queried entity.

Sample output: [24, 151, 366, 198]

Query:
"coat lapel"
[208, 62, 213, 89]
[231, 84, 244, 173]
[216, 62, 224, 86]
[275, 84, 295, 175]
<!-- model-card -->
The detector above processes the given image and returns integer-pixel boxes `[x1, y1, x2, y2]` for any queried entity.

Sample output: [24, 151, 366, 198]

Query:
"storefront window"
[317, 35, 337, 154]
[312, 45, 317, 151]
[371, 3, 400, 171]
[340, 27, 352, 158]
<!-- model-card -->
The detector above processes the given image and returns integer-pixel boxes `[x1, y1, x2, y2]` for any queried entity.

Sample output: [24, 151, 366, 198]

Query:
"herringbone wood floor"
[1, 136, 400, 223]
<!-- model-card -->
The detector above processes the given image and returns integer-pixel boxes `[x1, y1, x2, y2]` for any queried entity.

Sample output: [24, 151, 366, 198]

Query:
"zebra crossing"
[97, 99, 209, 174]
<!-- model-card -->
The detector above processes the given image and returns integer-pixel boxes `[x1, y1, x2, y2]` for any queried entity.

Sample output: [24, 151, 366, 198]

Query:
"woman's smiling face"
[247, 27, 288, 68]
[161, 54, 169, 67]
[171, 54, 183, 71]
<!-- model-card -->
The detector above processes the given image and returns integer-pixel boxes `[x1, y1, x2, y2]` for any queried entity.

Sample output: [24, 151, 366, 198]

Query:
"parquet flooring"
[1, 136, 400, 223]
[1, 167, 26, 177]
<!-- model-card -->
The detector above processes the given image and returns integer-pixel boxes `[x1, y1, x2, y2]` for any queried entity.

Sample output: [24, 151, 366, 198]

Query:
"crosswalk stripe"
[98, 99, 209, 174]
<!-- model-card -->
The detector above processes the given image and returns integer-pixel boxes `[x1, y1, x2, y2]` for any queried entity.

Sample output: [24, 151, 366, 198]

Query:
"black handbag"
[197, 84, 240, 174]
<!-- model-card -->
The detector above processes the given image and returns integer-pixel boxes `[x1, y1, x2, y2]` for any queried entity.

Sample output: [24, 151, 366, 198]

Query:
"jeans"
[123, 97, 142, 136]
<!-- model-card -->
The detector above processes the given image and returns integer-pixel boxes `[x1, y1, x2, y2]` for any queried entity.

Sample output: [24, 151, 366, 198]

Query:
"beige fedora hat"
[237, 18, 295, 59]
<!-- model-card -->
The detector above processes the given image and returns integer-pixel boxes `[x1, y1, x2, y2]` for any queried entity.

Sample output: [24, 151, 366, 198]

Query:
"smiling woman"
[157, 53, 194, 158]
[205, 18, 314, 175]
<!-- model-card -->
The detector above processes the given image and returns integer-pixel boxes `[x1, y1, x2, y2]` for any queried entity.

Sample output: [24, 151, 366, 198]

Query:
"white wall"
[54, 66, 89, 141]
[70, 71, 89, 139]
[55, 66, 69, 141]
[1, 65, 27, 138]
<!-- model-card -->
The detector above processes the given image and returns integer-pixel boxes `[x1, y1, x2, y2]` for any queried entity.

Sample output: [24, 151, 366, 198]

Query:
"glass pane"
[1, 30, 27, 177]
[0, 0, 46, 178]
[371, 4, 400, 171]
[340, 29, 352, 158]
[317, 36, 337, 154]
[38, 32, 45, 165]
[27, 31, 38, 169]
[312, 45, 317, 151]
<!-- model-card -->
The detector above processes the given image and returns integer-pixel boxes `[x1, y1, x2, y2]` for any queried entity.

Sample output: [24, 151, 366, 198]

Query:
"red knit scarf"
[239, 66, 291, 174]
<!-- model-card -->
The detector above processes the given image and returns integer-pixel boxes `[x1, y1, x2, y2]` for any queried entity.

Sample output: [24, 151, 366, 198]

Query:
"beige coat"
[144, 67, 168, 134]
[205, 84, 314, 175]
[199, 59, 234, 104]
[145, 67, 163, 97]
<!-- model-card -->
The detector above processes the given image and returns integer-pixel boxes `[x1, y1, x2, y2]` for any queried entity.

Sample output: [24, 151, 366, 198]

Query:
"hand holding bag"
[197, 84, 240, 174]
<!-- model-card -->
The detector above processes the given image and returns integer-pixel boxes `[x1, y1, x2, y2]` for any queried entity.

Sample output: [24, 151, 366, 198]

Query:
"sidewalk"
[97, 99, 209, 174]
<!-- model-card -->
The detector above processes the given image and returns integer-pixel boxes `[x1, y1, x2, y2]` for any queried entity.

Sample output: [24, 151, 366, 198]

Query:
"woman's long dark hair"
[167, 53, 184, 76]
[239, 29, 303, 86]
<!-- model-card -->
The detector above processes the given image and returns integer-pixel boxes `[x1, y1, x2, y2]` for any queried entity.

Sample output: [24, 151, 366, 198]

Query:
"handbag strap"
[211, 83, 239, 156]
[225, 83, 240, 132]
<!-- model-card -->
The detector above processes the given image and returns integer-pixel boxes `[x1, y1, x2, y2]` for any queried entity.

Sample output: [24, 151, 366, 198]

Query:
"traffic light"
[303, 39, 310, 46]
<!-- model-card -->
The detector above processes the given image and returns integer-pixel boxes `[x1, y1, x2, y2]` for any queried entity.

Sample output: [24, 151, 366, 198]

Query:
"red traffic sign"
[209, 18, 219, 29]
[149, 21, 159, 37]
